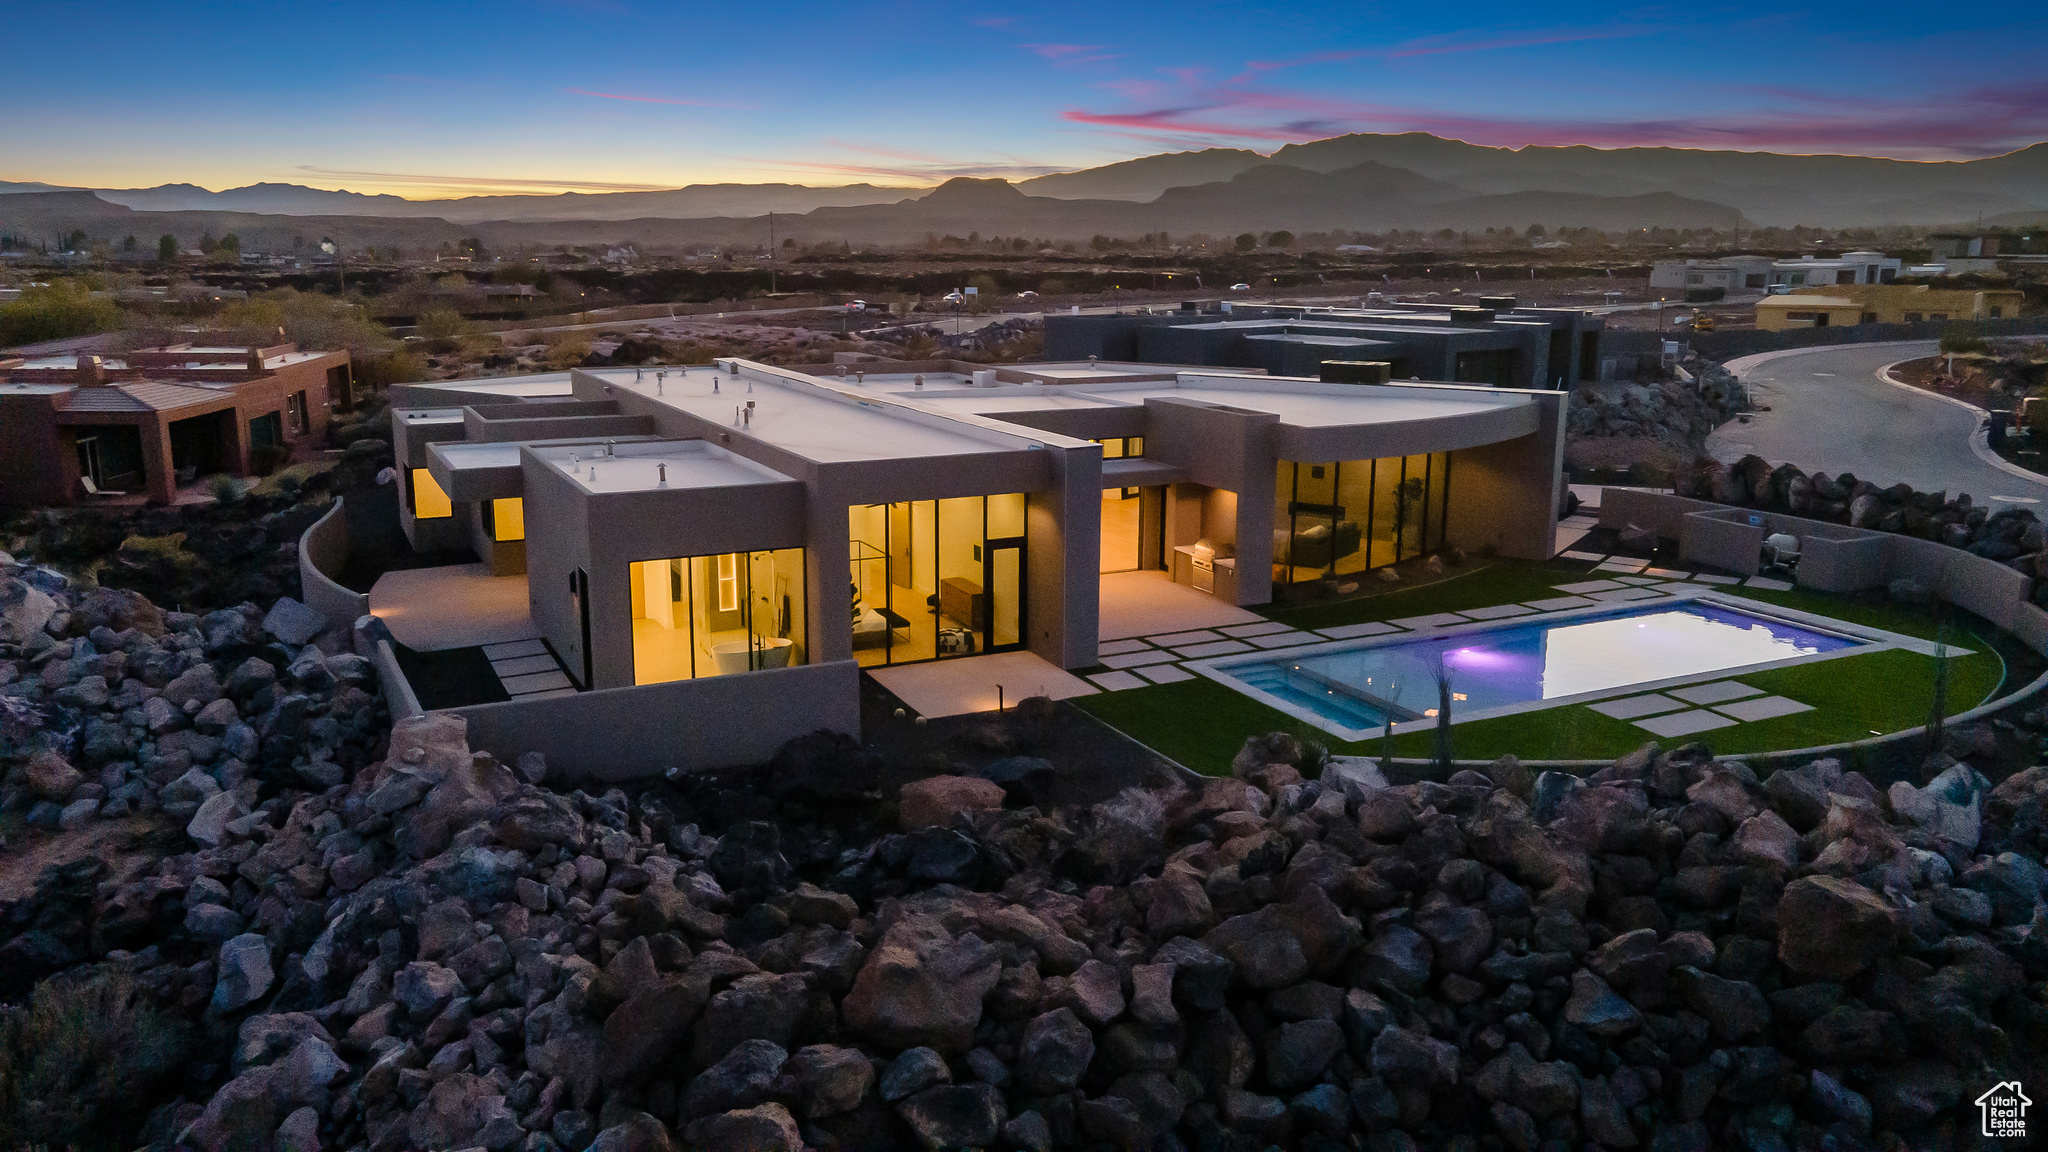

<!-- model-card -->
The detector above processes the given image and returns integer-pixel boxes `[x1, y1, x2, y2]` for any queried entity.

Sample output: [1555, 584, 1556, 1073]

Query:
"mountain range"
[4, 133, 2046, 252]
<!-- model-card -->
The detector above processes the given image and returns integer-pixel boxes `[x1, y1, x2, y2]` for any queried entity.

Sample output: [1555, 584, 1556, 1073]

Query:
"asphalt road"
[1705, 341, 2048, 507]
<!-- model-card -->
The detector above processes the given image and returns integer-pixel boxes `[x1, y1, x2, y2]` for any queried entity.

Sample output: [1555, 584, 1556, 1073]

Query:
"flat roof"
[424, 372, 578, 398]
[586, 366, 1041, 463]
[399, 408, 466, 425]
[433, 433, 666, 471]
[534, 439, 794, 494]
[1101, 378, 1531, 429]
[1, 382, 74, 395]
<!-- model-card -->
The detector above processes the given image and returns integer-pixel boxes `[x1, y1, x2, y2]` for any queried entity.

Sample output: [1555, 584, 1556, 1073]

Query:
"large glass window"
[629, 549, 807, 685]
[410, 469, 452, 519]
[1273, 453, 1449, 586]
[849, 493, 1026, 666]
[483, 497, 525, 541]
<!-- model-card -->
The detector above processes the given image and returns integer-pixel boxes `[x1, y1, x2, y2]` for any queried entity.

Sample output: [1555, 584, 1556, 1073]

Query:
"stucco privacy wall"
[299, 498, 370, 624]
[449, 660, 860, 780]
[1441, 387, 1567, 563]
[1601, 488, 2048, 655]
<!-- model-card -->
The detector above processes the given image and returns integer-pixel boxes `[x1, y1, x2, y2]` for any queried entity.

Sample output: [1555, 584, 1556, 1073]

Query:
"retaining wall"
[299, 498, 370, 624]
[447, 659, 861, 782]
[1605, 314, 2048, 362]
[1605, 488, 2048, 655]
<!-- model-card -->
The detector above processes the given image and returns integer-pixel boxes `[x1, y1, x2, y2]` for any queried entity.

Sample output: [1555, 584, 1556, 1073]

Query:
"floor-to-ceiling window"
[1272, 453, 1449, 586]
[1096, 438, 1146, 574]
[850, 493, 1026, 666]
[629, 549, 807, 685]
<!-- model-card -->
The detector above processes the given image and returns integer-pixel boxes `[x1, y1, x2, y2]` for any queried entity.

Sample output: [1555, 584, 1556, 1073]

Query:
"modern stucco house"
[360, 356, 1564, 773]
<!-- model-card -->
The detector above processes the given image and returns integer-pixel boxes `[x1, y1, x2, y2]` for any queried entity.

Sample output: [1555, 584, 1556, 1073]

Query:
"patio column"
[139, 416, 175, 505]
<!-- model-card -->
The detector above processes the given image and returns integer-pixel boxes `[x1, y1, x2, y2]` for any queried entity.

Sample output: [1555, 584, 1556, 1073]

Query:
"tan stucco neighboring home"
[1755, 283, 2028, 331]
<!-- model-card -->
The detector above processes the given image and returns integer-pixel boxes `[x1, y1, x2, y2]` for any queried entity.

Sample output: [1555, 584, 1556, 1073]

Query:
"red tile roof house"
[0, 344, 350, 506]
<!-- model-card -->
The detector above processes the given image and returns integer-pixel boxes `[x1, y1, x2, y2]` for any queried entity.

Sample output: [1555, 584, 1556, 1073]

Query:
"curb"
[1876, 358, 2048, 489]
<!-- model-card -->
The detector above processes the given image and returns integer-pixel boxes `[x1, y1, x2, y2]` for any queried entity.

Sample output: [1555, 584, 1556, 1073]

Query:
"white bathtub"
[711, 637, 793, 675]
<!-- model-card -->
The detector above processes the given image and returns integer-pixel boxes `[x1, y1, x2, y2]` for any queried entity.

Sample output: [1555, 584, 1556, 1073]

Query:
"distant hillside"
[1018, 148, 1267, 201]
[12, 132, 2048, 232]
[0, 173, 1753, 252]
[92, 181, 927, 222]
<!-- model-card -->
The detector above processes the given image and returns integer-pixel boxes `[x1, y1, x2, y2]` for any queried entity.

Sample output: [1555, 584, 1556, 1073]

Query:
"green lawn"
[1074, 562, 2012, 774]
[1257, 560, 1594, 633]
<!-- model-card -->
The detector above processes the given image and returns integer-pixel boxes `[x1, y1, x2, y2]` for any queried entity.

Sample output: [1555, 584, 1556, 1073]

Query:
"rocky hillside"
[5, 560, 2048, 1152]
[1565, 367, 1746, 480]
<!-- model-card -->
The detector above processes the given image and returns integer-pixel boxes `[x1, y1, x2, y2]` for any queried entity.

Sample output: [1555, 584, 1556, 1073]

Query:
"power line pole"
[768, 212, 777, 295]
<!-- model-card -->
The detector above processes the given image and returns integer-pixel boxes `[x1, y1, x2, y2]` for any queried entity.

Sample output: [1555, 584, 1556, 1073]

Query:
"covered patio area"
[1099, 570, 1264, 642]
[369, 563, 539, 651]
[866, 650, 1098, 719]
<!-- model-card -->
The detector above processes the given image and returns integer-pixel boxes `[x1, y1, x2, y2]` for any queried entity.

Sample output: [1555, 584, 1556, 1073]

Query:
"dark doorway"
[169, 410, 234, 481]
[1578, 331, 1600, 381]
[73, 425, 144, 491]
[1454, 349, 1516, 386]
[1548, 329, 1571, 388]
[248, 411, 283, 449]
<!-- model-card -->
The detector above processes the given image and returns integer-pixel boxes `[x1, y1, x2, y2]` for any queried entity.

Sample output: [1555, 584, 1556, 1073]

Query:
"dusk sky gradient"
[6, 0, 2045, 198]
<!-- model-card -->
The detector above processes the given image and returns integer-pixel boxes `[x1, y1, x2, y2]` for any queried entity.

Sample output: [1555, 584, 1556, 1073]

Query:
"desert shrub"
[543, 333, 594, 369]
[0, 281, 122, 346]
[206, 473, 244, 504]
[249, 443, 290, 477]
[0, 966, 193, 1150]
[355, 346, 427, 389]
[1940, 330, 1989, 355]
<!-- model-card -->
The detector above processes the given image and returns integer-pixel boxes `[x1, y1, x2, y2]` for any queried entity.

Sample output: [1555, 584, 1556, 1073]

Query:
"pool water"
[1224, 602, 1864, 730]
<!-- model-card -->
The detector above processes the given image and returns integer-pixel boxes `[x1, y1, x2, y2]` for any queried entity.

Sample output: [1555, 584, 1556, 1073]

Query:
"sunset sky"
[7, 0, 2045, 197]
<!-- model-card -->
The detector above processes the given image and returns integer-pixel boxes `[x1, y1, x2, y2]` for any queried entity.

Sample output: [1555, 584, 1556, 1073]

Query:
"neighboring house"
[1046, 297, 1603, 390]
[373, 356, 1565, 773]
[1651, 252, 1901, 294]
[1755, 283, 2028, 330]
[0, 343, 349, 505]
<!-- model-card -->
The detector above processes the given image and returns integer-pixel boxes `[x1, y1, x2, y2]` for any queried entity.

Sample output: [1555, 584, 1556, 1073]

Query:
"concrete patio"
[1099, 570, 1264, 641]
[369, 563, 539, 651]
[867, 650, 1098, 719]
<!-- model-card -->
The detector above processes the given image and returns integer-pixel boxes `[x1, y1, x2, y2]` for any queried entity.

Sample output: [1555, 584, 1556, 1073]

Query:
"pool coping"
[1185, 588, 1970, 743]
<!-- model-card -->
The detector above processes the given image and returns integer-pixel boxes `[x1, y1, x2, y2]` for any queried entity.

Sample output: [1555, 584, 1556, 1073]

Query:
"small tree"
[1925, 613, 1952, 775]
[1431, 657, 1454, 773]
[122, 235, 137, 252]
[1235, 232, 1258, 252]
[1267, 230, 1295, 249]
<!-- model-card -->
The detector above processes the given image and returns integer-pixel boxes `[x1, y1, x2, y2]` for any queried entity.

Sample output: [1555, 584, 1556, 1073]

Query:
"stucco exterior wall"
[299, 498, 371, 624]
[1441, 390, 1565, 562]
[449, 659, 860, 780]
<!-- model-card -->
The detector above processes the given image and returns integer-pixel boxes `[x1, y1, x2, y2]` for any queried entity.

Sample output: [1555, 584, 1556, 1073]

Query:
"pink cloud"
[1385, 26, 1657, 59]
[1241, 50, 1371, 73]
[1024, 43, 1104, 58]
[1060, 78, 2048, 159]
[563, 87, 751, 109]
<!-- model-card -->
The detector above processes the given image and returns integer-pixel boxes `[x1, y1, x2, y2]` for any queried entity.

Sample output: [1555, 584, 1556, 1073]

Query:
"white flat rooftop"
[1101, 378, 1529, 428]
[427, 372, 577, 398]
[588, 366, 1038, 463]
[535, 440, 794, 494]
[1, 382, 74, 394]
[399, 408, 466, 425]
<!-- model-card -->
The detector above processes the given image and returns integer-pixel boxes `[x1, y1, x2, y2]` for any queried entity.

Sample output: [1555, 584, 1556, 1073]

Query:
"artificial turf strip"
[1257, 561, 1592, 633]
[1073, 677, 1331, 777]
[1074, 628, 2004, 775]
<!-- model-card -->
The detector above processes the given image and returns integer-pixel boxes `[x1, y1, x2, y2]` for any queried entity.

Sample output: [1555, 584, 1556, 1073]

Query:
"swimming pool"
[1211, 599, 1870, 736]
